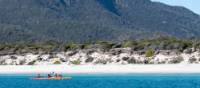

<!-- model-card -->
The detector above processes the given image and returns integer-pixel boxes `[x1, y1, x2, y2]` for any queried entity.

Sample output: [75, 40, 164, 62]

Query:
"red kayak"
[32, 77, 72, 80]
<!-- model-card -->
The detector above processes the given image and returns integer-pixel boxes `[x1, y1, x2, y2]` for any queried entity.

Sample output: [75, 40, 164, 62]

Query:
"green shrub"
[53, 61, 61, 64]
[0, 45, 5, 50]
[64, 43, 79, 51]
[70, 59, 81, 65]
[122, 41, 137, 48]
[145, 49, 154, 57]
[79, 44, 92, 49]
[28, 60, 36, 65]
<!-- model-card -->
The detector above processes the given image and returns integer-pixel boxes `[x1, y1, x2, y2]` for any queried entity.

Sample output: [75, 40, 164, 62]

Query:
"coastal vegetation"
[145, 49, 154, 57]
[28, 60, 36, 65]
[70, 59, 81, 65]
[0, 37, 199, 65]
[53, 61, 62, 65]
[0, 37, 196, 55]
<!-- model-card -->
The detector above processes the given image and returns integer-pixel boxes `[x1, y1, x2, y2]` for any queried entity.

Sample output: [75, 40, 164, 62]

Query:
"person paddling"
[48, 74, 52, 78]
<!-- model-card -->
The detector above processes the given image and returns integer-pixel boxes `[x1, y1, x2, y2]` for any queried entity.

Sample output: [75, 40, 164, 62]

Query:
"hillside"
[0, 0, 200, 43]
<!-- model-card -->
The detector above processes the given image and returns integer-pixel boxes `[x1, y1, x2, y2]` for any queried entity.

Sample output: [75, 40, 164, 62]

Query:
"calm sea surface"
[1, 74, 200, 88]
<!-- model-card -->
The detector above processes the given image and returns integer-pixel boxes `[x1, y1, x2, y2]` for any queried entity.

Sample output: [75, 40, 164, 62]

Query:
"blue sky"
[151, 0, 200, 15]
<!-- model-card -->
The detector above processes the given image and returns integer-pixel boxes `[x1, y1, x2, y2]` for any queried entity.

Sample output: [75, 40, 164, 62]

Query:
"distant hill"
[0, 0, 200, 43]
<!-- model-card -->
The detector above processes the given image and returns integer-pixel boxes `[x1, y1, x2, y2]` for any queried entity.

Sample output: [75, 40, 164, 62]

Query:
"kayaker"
[48, 74, 52, 78]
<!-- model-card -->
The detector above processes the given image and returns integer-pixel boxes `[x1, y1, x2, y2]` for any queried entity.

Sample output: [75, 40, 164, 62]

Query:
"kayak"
[32, 77, 72, 80]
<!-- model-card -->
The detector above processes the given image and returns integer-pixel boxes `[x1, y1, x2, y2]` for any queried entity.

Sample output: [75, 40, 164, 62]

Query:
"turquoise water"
[1, 74, 200, 88]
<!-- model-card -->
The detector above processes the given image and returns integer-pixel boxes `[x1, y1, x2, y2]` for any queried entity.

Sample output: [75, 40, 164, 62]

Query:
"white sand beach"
[1, 64, 200, 74]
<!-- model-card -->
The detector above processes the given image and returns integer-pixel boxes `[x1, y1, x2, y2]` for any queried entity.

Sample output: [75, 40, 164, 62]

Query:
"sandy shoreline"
[1, 64, 200, 74]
